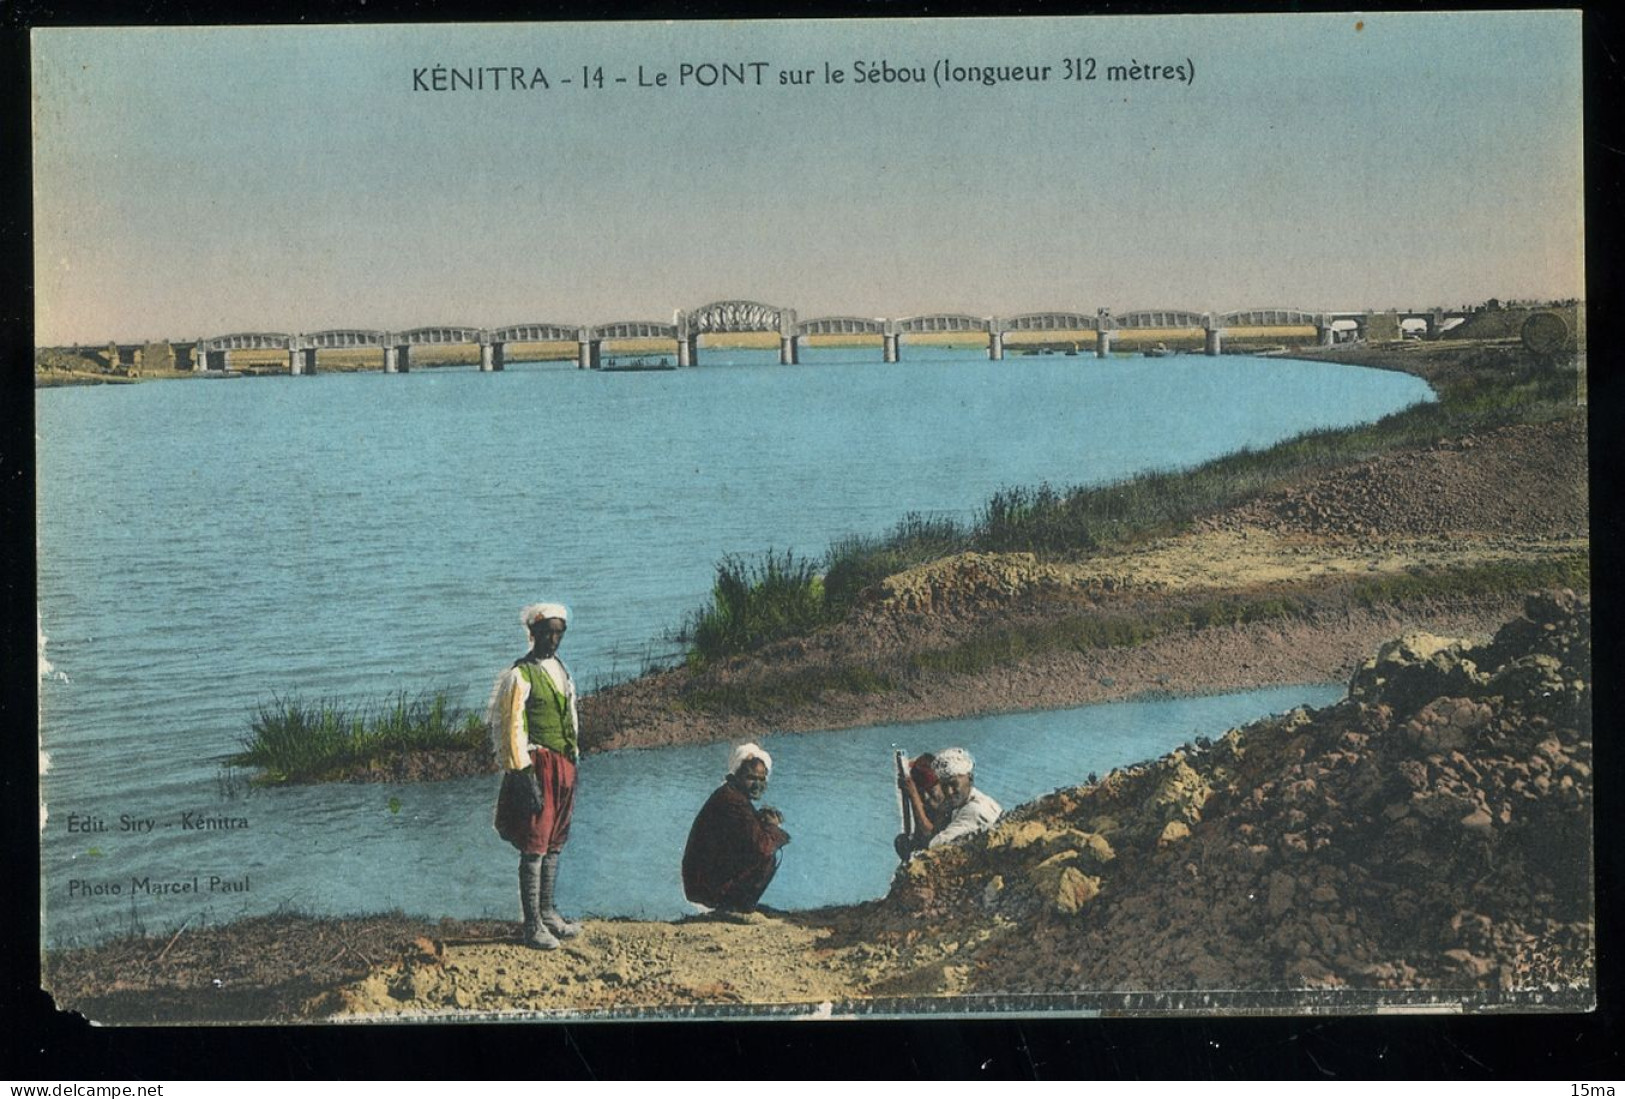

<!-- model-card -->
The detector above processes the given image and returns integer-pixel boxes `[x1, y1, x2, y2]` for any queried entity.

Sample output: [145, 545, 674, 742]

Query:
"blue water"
[35, 349, 1430, 944]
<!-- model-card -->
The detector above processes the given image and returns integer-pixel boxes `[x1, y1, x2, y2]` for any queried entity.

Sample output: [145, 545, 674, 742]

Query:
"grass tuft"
[679, 550, 840, 665]
[230, 690, 486, 785]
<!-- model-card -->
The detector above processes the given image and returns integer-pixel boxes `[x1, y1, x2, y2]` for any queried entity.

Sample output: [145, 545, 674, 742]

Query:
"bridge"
[118, 300, 1476, 374]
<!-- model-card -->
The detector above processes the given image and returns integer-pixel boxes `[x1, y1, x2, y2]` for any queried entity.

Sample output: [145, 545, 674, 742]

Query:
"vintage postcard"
[33, 14, 1589, 1024]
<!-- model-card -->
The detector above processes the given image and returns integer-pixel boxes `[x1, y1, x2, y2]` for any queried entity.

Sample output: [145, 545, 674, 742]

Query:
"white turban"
[932, 747, 974, 780]
[728, 742, 772, 778]
[521, 603, 569, 630]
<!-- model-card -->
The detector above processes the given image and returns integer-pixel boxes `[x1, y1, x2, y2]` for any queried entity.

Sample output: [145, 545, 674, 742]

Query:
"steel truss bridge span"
[179, 300, 1469, 373]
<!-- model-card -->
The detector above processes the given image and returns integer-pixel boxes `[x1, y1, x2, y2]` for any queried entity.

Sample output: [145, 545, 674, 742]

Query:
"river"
[36, 348, 1432, 944]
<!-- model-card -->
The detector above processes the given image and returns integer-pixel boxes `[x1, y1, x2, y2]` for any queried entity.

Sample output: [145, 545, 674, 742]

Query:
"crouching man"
[898, 746, 1001, 856]
[681, 743, 790, 913]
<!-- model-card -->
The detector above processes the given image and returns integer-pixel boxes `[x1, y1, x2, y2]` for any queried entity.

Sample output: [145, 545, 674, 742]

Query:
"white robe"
[929, 788, 1002, 847]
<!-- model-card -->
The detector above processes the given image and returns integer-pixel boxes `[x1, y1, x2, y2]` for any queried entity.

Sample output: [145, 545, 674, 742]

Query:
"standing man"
[681, 743, 791, 913]
[491, 602, 582, 950]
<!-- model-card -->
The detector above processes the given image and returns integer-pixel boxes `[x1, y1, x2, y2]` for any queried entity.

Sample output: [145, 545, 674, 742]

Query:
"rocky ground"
[44, 591, 1592, 1021]
[887, 589, 1592, 1003]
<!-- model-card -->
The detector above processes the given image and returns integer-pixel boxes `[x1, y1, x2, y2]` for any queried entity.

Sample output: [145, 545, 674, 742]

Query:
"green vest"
[517, 659, 578, 761]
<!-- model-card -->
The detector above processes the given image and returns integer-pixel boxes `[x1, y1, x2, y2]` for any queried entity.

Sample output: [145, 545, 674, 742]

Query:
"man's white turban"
[932, 747, 974, 780]
[729, 742, 773, 778]
[521, 603, 569, 629]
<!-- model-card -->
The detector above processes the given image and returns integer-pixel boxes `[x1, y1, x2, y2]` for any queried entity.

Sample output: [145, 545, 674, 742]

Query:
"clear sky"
[31, 13, 1584, 345]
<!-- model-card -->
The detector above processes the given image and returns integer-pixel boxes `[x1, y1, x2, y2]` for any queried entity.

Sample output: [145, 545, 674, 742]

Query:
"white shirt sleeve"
[491, 667, 533, 771]
[565, 666, 579, 748]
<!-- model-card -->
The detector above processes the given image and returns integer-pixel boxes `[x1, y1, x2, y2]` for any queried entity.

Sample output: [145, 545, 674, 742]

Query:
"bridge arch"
[677, 301, 798, 365]
[684, 300, 795, 336]
[396, 325, 485, 346]
[491, 323, 582, 344]
[569, 320, 682, 371]
[1218, 308, 1323, 328]
[784, 316, 891, 365]
[199, 332, 295, 352]
[998, 311, 1100, 334]
[887, 314, 994, 363]
[896, 313, 988, 335]
[591, 320, 679, 341]
[794, 316, 887, 337]
[196, 332, 297, 373]
[305, 329, 388, 349]
[1115, 309, 1207, 330]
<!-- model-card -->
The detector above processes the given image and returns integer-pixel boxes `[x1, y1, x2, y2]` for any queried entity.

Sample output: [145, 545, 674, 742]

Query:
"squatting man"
[681, 742, 791, 914]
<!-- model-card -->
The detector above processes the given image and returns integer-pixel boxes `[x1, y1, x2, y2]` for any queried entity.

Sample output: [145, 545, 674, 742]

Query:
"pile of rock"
[876, 552, 1080, 616]
[883, 591, 1593, 998]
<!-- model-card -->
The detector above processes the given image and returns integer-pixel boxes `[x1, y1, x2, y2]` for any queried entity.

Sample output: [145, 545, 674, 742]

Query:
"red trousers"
[494, 746, 577, 855]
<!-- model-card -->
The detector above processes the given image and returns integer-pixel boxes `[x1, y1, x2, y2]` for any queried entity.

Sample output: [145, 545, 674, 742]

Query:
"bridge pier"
[1095, 329, 1114, 358]
[883, 333, 899, 363]
[1204, 327, 1224, 356]
[1426, 311, 1443, 338]
[1317, 323, 1336, 346]
[578, 339, 600, 370]
[780, 336, 798, 365]
[384, 346, 400, 373]
[289, 347, 317, 375]
[989, 330, 1004, 361]
[481, 341, 505, 372]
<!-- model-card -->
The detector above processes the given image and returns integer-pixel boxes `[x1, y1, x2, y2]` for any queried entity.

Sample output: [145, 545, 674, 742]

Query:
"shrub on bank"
[232, 690, 485, 784]
[823, 512, 968, 611]
[681, 550, 838, 665]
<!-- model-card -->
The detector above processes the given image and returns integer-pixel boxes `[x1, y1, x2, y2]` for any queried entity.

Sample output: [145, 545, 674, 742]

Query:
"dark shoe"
[541, 910, 581, 939]
[521, 924, 561, 951]
[540, 853, 581, 939]
[518, 854, 557, 949]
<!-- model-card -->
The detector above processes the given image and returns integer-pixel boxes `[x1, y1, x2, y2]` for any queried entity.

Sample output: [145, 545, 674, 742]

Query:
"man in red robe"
[681, 743, 790, 913]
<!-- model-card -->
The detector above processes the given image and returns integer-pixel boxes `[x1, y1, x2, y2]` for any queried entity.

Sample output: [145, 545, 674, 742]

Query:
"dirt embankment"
[576, 412, 1586, 756]
[48, 591, 1589, 1021]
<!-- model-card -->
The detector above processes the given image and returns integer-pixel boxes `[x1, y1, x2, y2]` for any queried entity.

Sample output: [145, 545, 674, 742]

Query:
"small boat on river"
[601, 357, 677, 372]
